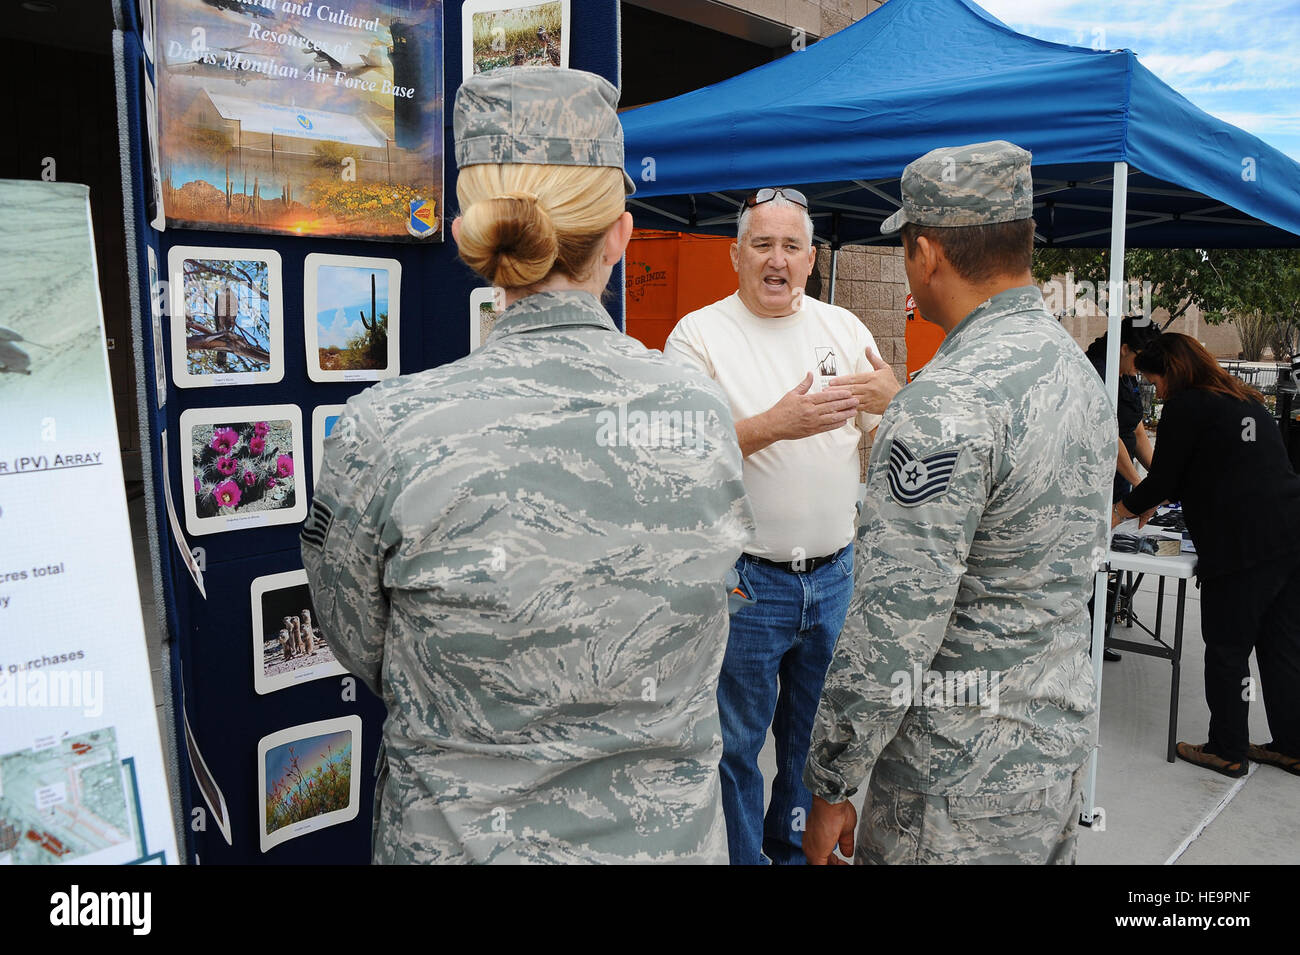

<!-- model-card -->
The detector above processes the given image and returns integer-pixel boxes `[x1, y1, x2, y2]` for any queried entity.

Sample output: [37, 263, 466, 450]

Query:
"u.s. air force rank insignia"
[887, 438, 960, 506]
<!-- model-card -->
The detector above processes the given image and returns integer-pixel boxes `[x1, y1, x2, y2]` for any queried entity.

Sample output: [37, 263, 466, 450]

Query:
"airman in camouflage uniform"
[301, 68, 753, 864]
[802, 142, 1118, 864]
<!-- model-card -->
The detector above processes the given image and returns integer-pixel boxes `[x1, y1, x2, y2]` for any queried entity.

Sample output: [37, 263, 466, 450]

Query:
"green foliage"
[1033, 247, 1300, 358]
[319, 313, 388, 371]
[471, 2, 562, 69]
[1234, 310, 1273, 361]
[311, 140, 352, 170]
[1033, 248, 1241, 324]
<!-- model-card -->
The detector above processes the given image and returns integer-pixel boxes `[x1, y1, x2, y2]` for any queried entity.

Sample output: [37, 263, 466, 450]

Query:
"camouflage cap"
[880, 141, 1033, 234]
[454, 66, 636, 195]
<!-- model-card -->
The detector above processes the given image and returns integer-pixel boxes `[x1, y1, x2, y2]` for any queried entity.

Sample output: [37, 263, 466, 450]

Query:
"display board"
[117, 0, 624, 863]
[0, 179, 178, 866]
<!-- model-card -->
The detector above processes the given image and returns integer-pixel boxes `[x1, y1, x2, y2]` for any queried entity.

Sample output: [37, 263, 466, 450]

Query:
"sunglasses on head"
[744, 187, 809, 209]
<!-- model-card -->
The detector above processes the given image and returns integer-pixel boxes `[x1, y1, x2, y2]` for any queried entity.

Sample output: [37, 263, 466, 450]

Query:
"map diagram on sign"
[0, 729, 133, 865]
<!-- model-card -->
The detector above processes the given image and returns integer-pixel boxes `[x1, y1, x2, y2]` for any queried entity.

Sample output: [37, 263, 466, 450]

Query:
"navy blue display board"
[117, 1, 625, 863]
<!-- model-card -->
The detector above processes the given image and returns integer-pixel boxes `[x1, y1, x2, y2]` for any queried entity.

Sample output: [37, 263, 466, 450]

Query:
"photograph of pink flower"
[180, 404, 306, 536]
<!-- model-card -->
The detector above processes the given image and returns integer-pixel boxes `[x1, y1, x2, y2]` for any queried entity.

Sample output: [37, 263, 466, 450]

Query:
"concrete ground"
[757, 569, 1299, 865]
[127, 492, 1296, 865]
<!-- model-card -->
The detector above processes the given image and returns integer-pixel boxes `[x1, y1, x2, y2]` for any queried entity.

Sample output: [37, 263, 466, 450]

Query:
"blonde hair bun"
[455, 164, 626, 291]
[457, 193, 558, 289]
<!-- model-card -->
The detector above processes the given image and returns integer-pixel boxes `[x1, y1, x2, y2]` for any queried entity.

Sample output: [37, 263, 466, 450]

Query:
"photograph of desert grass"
[470, 1, 565, 74]
[264, 729, 353, 836]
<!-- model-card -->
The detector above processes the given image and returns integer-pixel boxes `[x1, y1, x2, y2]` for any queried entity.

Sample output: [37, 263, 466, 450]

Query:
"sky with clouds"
[978, 0, 1300, 161]
[315, 266, 389, 350]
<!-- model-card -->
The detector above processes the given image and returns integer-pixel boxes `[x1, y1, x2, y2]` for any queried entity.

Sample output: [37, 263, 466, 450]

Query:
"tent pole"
[828, 247, 839, 305]
[1083, 161, 1129, 831]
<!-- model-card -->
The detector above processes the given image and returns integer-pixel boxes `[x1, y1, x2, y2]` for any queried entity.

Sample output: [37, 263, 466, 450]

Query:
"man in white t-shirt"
[663, 188, 902, 864]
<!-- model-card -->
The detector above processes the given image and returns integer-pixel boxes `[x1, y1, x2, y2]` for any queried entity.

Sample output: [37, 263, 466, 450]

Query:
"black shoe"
[1104, 648, 1122, 662]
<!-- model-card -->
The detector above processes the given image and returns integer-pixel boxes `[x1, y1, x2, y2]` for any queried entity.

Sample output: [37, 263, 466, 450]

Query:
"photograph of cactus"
[179, 404, 308, 535]
[304, 253, 400, 382]
[462, 0, 568, 81]
[258, 716, 361, 852]
[251, 569, 347, 695]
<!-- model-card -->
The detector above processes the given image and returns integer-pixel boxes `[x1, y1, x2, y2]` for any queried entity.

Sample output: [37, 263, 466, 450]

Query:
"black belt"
[745, 547, 843, 574]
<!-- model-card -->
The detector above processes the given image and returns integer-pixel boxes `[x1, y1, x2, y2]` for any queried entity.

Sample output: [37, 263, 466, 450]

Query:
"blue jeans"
[717, 543, 855, 865]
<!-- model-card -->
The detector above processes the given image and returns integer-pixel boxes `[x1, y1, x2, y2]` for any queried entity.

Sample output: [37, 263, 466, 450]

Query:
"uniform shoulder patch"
[886, 437, 960, 507]
[300, 499, 334, 550]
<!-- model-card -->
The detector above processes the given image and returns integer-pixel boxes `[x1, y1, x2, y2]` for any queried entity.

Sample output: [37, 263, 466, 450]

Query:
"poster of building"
[153, 0, 444, 242]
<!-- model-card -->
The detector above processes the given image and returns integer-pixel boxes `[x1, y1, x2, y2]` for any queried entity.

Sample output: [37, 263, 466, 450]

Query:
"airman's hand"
[804, 795, 856, 865]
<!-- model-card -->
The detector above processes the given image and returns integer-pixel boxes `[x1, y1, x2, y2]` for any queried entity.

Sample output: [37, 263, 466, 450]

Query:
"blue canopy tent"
[622, 0, 1300, 250]
[621, 0, 1300, 832]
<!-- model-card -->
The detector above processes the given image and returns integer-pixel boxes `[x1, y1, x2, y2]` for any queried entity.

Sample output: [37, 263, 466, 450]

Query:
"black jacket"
[1085, 339, 1144, 459]
[1124, 388, 1300, 578]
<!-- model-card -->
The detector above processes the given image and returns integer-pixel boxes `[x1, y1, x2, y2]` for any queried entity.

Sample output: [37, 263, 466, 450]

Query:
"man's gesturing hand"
[771, 372, 859, 439]
[804, 794, 856, 865]
[829, 348, 902, 416]
[736, 373, 858, 457]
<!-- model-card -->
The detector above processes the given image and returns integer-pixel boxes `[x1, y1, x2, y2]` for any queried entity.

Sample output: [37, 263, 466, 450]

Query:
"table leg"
[1154, 575, 1165, 640]
[1167, 579, 1187, 763]
[1124, 572, 1135, 626]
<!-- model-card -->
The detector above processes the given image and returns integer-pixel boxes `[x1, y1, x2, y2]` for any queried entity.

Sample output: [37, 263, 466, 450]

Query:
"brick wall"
[813, 246, 910, 383]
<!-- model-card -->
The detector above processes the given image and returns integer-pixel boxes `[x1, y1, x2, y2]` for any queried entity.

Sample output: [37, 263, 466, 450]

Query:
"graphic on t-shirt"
[813, 346, 838, 392]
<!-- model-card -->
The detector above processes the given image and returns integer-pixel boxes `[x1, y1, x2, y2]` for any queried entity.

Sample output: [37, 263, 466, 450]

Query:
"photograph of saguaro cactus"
[304, 253, 401, 382]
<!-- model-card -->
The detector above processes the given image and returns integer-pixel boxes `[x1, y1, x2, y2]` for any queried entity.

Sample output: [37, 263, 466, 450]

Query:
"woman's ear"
[604, 211, 634, 265]
[451, 216, 462, 245]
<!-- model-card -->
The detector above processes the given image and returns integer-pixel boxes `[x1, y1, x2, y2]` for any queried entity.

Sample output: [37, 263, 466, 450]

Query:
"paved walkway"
[758, 569, 1298, 864]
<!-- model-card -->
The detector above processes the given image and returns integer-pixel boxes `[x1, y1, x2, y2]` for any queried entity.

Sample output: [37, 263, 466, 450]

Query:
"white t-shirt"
[664, 292, 882, 561]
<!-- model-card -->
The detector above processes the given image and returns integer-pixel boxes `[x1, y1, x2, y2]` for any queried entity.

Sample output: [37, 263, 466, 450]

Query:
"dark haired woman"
[1114, 333, 1300, 779]
[1085, 316, 1159, 503]
[1086, 317, 1158, 663]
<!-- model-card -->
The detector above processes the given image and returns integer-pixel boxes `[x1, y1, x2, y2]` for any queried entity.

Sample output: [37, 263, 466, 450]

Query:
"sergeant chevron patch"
[300, 499, 334, 550]
[887, 438, 960, 507]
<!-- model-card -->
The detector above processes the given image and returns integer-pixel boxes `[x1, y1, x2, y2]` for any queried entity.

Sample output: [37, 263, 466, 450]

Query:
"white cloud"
[978, 0, 1300, 159]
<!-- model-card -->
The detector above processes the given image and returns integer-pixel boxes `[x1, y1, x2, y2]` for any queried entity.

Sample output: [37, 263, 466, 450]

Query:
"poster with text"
[154, 0, 444, 242]
[0, 180, 178, 866]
